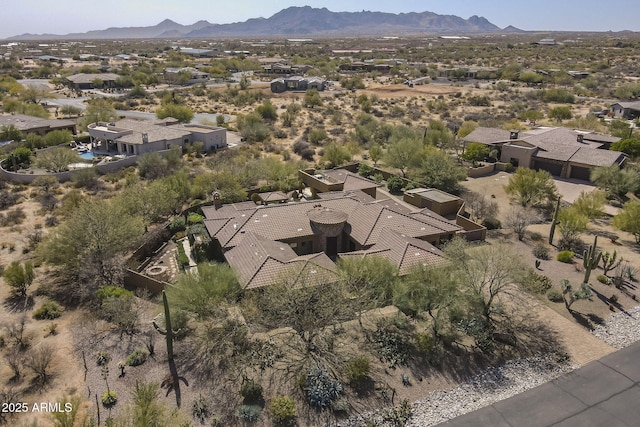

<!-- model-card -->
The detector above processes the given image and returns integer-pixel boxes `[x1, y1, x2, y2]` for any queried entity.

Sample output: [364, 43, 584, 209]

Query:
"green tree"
[3, 261, 35, 297]
[518, 72, 544, 85]
[238, 74, 251, 90]
[613, 200, 640, 244]
[610, 138, 640, 158]
[156, 103, 194, 123]
[571, 190, 606, 219]
[548, 106, 573, 122]
[255, 99, 278, 122]
[303, 88, 323, 108]
[0, 124, 22, 142]
[415, 147, 467, 194]
[38, 199, 144, 287]
[504, 168, 558, 207]
[35, 147, 82, 172]
[166, 262, 240, 320]
[79, 98, 116, 130]
[590, 165, 639, 197]
[322, 142, 350, 168]
[393, 265, 457, 341]
[461, 142, 489, 167]
[557, 207, 589, 241]
[384, 137, 423, 177]
[368, 144, 383, 166]
[519, 110, 544, 126]
[43, 129, 73, 147]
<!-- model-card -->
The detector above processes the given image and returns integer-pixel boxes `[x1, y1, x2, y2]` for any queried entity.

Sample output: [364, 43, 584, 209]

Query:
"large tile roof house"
[462, 126, 627, 181]
[87, 118, 226, 156]
[202, 190, 465, 289]
[0, 114, 76, 136]
[66, 73, 120, 89]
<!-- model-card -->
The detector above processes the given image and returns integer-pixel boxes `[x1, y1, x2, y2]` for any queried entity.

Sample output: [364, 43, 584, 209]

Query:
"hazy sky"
[1, 0, 638, 39]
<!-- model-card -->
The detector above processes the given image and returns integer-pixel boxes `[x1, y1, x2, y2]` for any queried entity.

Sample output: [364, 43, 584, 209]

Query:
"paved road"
[438, 340, 640, 427]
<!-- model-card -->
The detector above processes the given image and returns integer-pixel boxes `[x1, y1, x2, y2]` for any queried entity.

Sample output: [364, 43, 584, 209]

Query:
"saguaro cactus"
[548, 198, 561, 245]
[153, 290, 180, 363]
[583, 236, 602, 284]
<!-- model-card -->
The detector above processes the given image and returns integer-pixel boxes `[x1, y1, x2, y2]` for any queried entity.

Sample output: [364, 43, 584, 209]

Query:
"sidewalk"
[438, 340, 640, 427]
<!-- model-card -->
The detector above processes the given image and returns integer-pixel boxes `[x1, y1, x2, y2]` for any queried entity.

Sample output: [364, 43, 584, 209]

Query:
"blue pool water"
[80, 151, 95, 160]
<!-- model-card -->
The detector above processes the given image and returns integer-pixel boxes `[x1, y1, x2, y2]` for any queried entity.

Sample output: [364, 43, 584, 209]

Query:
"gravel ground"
[339, 356, 577, 427]
[591, 304, 640, 349]
[339, 303, 640, 427]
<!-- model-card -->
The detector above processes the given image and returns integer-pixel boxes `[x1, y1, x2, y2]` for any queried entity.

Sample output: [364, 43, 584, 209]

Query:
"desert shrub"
[237, 404, 261, 422]
[382, 399, 413, 427]
[270, 396, 296, 424]
[44, 215, 58, 227]
[556, 250, 574, 263]
[519, 269, 553, 294]
[597, 275, 611, 285]
[547, 289, 564, 302]
[415, 333, 435, 354]
[96, 352, 111, 366]
[192, 394, 210, 423]
[101, 390, 117, 406]
[358, 163, 374, 178]
[345, 356, 370, 385]
[187, 212, 204, 224]
[169, 216, 186, 233]
[533, 244, 550, 260]
[609, 294, 619, 304]
[96, 286, 133, 301]
[240, 380, 263, 404]
[530, 232, 543, 241]
[373, 317, 414, 367]
[482, 217, 502, 230]
[125, 349, 148, 366]
[304, 367, 343, 408]
[32, 301, 64, 320]
[387, 176, 404, 194]
[504, 162, 514, 172]
[557, 236, 585, 253]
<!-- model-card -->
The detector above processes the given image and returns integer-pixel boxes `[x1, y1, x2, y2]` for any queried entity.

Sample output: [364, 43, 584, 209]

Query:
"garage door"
[570, 165, 591, 181]
[534, 159, 563, 176]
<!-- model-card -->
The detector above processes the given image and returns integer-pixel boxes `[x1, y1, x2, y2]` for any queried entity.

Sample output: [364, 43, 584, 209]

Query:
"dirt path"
[534, 303, 615, 365]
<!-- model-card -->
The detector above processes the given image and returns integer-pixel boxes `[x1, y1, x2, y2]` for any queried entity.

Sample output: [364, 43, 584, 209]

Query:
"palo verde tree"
[38, 199, 144, 295]
[3, 261, 35, 297]
[504, 168, 558, 207]
[613, 200, 640, 244]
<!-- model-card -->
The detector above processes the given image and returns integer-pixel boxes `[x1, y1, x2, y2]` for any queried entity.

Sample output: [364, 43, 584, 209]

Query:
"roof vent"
[142, 133, 149, 143]
[577, 134, 584, 143]
[510, 131, 519, 140]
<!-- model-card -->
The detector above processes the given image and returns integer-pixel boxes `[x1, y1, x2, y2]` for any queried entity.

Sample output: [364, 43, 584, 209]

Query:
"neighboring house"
[0, 114, 76, 136]
[66, 73, 120, 90]
[178, 47, 218, 58]
[201, 190, 466, 288]
[611, 101, 640, 120]
[299, 168, 380, 198]
[87, 118, 226, 156]
[270, 76, 326, 93]
[262, 62, 312, 74]
[163, 67, 210, 85]
[462, 126, 627, 181]
[339, 62, 392, 73]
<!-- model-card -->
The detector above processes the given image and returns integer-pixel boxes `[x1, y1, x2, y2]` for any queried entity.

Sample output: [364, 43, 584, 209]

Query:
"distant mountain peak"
[5, 7, 510, 40]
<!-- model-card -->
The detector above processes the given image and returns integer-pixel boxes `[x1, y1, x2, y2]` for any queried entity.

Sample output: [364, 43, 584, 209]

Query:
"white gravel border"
[591, 304, 640, 349]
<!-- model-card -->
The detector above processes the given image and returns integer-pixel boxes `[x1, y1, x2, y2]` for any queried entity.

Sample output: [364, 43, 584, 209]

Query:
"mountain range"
[6, 6, 519, 40]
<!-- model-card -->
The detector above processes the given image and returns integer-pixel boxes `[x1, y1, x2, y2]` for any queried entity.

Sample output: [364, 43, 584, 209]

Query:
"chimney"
[510, 131, 519, 140]
[142, 133, 148, 144]
[212, 191, 221, 208]
[577, 134, 584, 143]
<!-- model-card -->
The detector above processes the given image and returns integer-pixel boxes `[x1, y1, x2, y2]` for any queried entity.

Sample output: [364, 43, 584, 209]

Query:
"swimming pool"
[80, 151, 95, 160]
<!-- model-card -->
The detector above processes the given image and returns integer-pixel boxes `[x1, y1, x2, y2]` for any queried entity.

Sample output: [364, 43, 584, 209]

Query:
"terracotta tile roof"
[225, 232, 337, 289]
[320, 169, 381, 191]
[203, 194, 461, 249]
[258, 191, 289, 202]
[0, 114, 75, 132]
[340, 229, 448, 275]
[317, 190, 376, 203]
